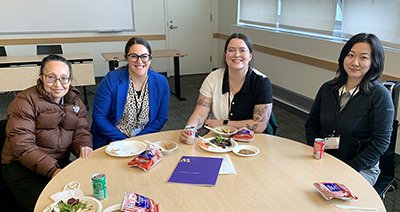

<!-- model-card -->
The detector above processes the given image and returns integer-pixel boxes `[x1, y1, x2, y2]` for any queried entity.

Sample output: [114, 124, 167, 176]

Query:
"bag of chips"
[313, 182, 358, 200]
[127, 148, 163, 172]
[122, 192, 159, 212]
[232, 127, 254, 142]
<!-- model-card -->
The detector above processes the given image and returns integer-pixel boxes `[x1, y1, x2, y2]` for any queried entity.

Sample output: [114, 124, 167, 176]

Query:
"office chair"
[0, 46, 10, 68]
[0, 119, 8, 189]
[36, 44, 63, 55]
[373, 81, 400, 210]
[0, 46, 7, 56]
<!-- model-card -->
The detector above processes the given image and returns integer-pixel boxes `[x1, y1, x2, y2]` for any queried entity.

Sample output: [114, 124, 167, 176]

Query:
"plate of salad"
[43, 196, 102, 212]
[198, 135, 238, 153]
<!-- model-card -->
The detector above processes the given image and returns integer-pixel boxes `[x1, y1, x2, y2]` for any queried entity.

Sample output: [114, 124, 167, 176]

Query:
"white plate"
[153, 140, 178, 155]
[102, 204, 122, 212]
[105, 140, 147, 157]
[199, 137, 238, 153]
[232, 138, 253, 143]
[232, 145, 260, 157]
[43, 196, 102, 212]
[212, 126, 238, 137]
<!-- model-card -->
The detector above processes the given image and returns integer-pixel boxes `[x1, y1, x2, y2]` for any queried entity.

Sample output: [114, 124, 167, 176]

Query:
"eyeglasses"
[226, 48, 249, 54]
[127, 53, 152, 62]
[42, 74, 71, 85]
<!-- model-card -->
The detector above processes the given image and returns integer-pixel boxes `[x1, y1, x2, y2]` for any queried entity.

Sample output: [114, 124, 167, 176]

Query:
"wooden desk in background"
[34, 130, 386, 212]
[0, 53, 95, 109]
[101, 49, 188, 100]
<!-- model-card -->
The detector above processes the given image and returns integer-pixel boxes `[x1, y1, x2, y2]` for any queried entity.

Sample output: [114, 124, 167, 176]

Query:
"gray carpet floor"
[0, 73, 398, 211]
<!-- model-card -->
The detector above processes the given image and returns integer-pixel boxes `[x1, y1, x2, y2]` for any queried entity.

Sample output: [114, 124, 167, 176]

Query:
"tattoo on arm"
[246, 124, 259, 131]
[253, 104, 272, 123]
[197, 97, 212, 108]
[195, 119, 202, 129]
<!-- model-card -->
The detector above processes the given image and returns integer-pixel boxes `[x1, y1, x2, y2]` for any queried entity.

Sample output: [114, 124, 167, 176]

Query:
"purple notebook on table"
[168, 156, 223, 186]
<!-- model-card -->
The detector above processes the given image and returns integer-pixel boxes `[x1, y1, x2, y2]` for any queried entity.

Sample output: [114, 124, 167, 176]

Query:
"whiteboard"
[0, 0, 134, 34]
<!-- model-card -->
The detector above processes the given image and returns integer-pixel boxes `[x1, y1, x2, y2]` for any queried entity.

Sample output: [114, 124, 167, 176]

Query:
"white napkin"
[219, 155, 236, 175]
[50, 181, 84, 202]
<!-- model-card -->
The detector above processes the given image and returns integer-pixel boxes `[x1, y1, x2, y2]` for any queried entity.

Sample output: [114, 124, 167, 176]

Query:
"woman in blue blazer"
[91, 37, 170, 149]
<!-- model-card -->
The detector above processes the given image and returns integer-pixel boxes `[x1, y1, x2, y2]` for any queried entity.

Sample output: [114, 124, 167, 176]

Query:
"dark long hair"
[222, 33, 254, 72]
[40, 54, 72, 79]
[331, 33, 384, 95]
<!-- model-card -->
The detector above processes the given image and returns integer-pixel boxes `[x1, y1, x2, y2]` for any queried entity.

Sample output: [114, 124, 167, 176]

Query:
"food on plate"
[159, 141, 175, 150]
[313, 182, 358, 200]
[45, 197, 96, 212]
[108, 148, 121, 155]
[216, 128, 232, 134]
[127, 147, 163, 172]
[122, 192, 158, 212]
[238, 149, 255, 155]
[207, 135, 232, 149]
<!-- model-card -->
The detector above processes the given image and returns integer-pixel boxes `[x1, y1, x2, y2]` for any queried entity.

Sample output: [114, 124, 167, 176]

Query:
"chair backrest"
[0, 46, 10, 68]
[0, 119, 8, 188]
[36, 45, 63, 55]
[374, 81, 400, 196]
[0, 46, 7, 56]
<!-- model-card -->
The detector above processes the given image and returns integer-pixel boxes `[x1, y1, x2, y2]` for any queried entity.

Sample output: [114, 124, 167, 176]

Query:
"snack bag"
[313, 182, 358, 200]
[122, 192, 159, 212]
[127, 148, 163, 172]
[232, 127, 254, 142]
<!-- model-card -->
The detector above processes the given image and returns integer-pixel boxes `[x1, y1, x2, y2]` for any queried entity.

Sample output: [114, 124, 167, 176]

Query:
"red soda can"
[313, 138, 325, 159]
[184, 126, 196, 144]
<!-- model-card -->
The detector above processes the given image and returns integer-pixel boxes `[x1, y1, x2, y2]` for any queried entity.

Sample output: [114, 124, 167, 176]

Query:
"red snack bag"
[313, 182, 358, 200]
[232, 127, 254, 142]
[127, 148, 163, 172]
[122, 192, 159, 212]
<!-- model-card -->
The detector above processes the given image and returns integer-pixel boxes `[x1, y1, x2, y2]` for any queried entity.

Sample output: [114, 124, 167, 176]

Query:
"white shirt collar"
[339, 85, 359, 96]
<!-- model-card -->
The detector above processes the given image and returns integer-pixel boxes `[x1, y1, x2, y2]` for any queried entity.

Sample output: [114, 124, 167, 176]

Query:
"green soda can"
[92, 173, 107, 200]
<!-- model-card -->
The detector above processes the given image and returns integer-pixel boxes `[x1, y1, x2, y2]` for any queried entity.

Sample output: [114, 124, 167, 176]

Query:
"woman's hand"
[51, 168, 62, 178]
[80, 146, 93, 159]
[179, 130, 189, 143]
[204, 119, 224, 128]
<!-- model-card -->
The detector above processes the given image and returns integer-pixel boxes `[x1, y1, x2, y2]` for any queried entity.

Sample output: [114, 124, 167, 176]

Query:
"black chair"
[0, 46, 10, 68]
[36, 45, 63, 55]
[0, 119, 7, 189]
[0, 46, 7, 56]
[373, 81, 399, 210]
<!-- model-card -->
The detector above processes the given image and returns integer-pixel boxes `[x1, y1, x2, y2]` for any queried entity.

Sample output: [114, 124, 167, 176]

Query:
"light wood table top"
[101, 49, 188, 61]
[34, 130, 386, 212]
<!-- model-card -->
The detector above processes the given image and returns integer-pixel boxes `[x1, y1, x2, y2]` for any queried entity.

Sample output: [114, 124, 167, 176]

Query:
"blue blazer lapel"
[148, 70, 158, 122]
[116, 69, 130, 124]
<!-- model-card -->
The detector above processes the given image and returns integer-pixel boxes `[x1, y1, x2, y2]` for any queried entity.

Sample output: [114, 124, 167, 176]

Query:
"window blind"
[239, 0, 278, 28]
[279, 0, 337, 35]
[342, 0, 400, 47]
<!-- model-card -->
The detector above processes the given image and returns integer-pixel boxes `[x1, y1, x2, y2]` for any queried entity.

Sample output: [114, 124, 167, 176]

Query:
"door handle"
[170, 25, 178, 29]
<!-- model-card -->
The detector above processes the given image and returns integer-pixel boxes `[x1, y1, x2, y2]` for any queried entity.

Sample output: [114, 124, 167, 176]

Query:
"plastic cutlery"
[197, 135, 219, 148]
[335, 205, 378, 211]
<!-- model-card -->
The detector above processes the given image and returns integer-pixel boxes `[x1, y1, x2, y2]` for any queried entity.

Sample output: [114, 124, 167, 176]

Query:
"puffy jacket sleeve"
[6, 96, 58, 178]
[139, 74, 169, 135]
[347, 86, 394, 171]
[70, 99, 93, 157]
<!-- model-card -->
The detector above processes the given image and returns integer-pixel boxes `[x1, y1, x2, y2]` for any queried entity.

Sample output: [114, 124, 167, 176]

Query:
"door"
[166, 0, 212, 75]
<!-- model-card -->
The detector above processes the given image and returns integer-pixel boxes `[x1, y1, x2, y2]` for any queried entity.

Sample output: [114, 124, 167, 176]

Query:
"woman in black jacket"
[305, 33, 394, 185]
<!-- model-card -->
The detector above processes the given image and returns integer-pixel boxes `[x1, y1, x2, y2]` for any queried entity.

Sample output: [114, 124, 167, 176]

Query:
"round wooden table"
[34, 130, 386, 211]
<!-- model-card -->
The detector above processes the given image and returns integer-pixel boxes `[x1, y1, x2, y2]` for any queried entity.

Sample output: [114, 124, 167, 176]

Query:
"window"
[238, 0, 400, 48]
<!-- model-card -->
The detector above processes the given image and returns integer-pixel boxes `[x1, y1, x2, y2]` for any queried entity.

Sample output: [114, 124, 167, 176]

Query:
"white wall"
[2, 0, 168, 77]
[216, 0, 400, 154]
